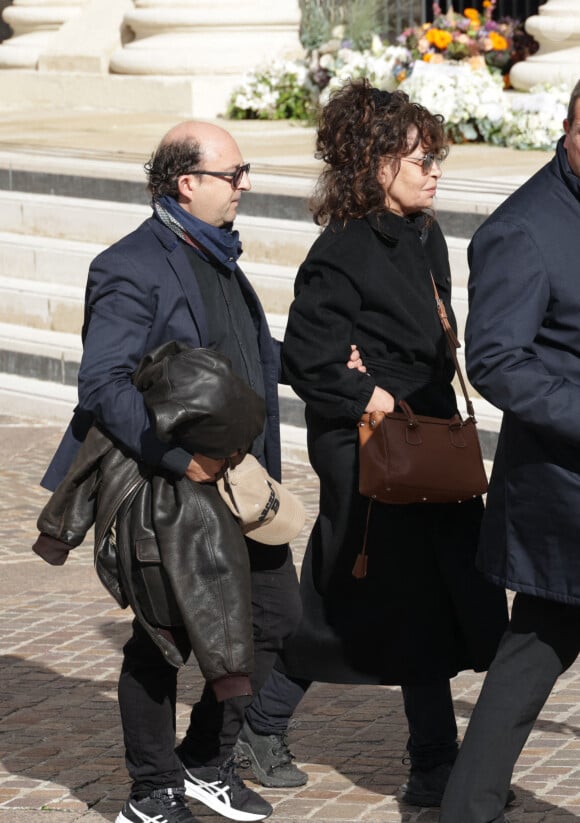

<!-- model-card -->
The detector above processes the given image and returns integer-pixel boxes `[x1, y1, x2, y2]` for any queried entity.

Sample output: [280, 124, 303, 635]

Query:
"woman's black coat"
[281, 211, 508, 685]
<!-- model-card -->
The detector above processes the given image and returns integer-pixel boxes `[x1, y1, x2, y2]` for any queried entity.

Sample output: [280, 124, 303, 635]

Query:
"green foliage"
[299, 0, 333, 51]
[299, 0, 384, 51]
[345, 0, 383, 50]
[226, 62, 318, 122]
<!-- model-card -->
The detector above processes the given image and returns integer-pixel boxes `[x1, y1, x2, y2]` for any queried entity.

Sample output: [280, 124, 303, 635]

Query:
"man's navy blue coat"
[465, 137, 580, 606]
[43, 215, 283, 491]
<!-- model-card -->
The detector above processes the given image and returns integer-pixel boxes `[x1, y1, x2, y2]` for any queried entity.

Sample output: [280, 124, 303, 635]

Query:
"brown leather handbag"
[357, 275, 488, 507]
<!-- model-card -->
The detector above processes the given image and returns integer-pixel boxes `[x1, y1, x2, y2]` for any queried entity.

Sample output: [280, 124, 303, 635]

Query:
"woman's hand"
[347, 343, 366, 373]
[365, 386, 395, 414]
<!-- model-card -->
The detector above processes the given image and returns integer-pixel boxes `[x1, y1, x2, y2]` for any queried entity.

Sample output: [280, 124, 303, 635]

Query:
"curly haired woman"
[236, 79, 510, 809]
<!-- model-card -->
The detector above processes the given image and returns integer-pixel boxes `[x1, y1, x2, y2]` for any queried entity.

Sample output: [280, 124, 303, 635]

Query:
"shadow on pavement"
[0, 653, 125, 820]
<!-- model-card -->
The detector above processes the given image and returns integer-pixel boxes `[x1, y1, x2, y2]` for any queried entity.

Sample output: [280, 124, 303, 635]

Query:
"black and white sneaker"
[182, 754, 272, 821]
[116, 787, 199, 823]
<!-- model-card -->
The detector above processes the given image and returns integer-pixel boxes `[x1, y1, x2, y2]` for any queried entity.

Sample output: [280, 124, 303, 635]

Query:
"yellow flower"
[426, 28, 453, 50]
[488, 31, 508, 50]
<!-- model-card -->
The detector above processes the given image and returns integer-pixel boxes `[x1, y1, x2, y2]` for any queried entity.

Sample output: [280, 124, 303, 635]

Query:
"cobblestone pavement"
[1, 413, 579, 823]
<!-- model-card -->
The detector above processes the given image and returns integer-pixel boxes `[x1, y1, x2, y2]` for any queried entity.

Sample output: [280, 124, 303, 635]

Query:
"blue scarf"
[153, 194, 243, 272]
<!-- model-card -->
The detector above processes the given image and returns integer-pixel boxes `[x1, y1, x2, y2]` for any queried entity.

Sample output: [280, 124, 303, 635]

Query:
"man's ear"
[176, 174, 196, 201]
[564, 118, 570, 148]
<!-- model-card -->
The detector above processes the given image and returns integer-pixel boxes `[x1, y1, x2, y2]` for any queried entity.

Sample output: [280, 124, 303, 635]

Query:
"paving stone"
[1, 413, 580, 822]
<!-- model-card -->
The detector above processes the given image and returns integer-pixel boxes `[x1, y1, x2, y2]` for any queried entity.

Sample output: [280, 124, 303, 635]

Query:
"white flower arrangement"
[399, 60, 506, 142]
[227, 60, 318, 121]
[226, 41, 573, 151]
[497, 82, 570, 150]
[318, 43, 411, 106]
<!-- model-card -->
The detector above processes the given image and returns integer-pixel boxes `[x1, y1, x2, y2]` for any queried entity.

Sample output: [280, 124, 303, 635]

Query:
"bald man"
[40, 121, 303, 823]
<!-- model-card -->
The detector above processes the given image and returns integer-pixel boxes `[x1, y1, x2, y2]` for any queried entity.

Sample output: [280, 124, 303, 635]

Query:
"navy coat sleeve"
[77, 242, 192, 476]
[466, 218, 580, 446]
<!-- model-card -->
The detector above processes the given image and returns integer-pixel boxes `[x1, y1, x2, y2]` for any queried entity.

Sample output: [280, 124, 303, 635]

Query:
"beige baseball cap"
[217, 454, 306, 546]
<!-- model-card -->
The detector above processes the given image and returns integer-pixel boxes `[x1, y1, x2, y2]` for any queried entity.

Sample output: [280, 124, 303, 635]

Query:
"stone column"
[510, 0, 580, 91]
[0, 0, 86, 69]
[109, 0, 304, 116]
[39, 0, 133, 73]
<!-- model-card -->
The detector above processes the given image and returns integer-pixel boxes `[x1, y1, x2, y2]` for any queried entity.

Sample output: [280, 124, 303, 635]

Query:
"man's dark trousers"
[118, 545, 301, 798]
[440, 592, 580, 823]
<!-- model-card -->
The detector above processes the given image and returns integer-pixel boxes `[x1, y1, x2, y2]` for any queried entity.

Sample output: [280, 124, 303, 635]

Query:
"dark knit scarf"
[153, 194, 243, 272]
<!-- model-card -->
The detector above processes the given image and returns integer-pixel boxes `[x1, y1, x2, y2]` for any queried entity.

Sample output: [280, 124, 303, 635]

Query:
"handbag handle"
[430, 273, 476, 421]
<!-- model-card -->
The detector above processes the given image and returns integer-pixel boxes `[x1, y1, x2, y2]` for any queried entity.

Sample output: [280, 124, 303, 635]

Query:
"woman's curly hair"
[311, 78, 448, 226]
[144, 138, 202, 200]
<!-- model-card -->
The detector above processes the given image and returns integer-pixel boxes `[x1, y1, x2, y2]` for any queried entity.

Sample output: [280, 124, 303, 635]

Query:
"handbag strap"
[430, 273, 475, 420]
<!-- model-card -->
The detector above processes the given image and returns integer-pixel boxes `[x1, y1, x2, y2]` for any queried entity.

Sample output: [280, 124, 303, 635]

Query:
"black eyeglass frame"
[385, 149, 449, 175]
[189, 163, 251, 189]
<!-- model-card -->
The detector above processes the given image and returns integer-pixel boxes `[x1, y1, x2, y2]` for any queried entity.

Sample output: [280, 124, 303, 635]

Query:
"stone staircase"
[0, 152, 507, 462]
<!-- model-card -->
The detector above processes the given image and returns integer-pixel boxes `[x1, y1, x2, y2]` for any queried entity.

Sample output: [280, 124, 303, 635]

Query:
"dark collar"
[365, 210, 428, 245]
[556, 135, 580, 201]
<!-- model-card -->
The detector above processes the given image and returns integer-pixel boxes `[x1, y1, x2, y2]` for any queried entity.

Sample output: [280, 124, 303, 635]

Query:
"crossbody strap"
[430, 273, 475, 421]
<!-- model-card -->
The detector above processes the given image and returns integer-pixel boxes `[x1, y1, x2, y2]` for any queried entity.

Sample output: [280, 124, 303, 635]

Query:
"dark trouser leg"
[245, 673, 456, 757]
[118, 619, 189, 799]
[440, 593, 580, 823]
[245, 666, 311, 735]
[401, 678, 458, 770]
[180, 545, 302, 764]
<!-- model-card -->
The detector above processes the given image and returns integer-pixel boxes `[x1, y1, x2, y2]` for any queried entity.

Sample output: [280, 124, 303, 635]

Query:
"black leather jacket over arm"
[33, 343, 267, 701]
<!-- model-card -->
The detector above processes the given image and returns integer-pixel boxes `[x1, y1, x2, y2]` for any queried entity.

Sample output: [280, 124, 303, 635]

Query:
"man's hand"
[185, 453, 228, 483]
[347, 344, 366, 373]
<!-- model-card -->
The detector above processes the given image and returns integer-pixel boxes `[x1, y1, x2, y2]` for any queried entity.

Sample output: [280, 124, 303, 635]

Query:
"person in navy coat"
[41, 120, 303, 823]
[440, 79, 580, 823]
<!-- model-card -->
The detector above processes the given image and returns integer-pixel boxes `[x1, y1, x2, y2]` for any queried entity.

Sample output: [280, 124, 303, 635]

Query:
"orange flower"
[426, 28, 453, 50]
[463, 8, 480, 23]
[488, 31, 508, 50]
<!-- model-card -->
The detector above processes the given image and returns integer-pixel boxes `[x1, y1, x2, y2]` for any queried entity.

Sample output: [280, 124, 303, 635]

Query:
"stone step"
[0, 165, 487, 450]
[0, 189, 148, 246]
[0, 188, 322, 269]
[0, 230, 104, 286]
[0, 263, 300, 333]
[0, 368, 311, 464]
[0, 315, 500, 462]
[0, 322, 81, 384]
[0, 371, 78, 423]
[0, 216, 469, 334]
[0, 260, 471, 345]
[0, 275, 84, 334]
[0, 189, 468, 282]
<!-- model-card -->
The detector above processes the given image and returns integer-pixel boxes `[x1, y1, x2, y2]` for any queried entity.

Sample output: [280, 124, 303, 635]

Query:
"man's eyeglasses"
[399, 150, 448, 174]
[191, 163, 251, 189]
